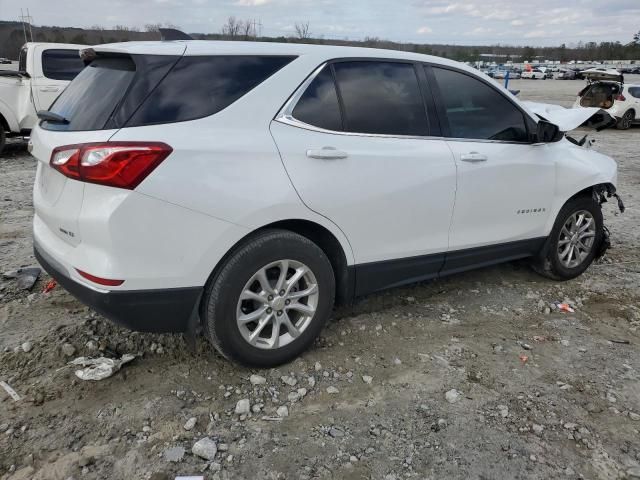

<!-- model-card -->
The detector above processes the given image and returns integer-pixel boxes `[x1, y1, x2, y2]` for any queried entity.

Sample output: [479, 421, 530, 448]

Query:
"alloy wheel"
[557, 210, 596, 268]
[236, 260, 319, 349]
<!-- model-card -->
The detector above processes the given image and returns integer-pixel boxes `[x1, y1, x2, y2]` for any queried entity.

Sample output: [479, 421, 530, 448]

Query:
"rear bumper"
[34, 241, 202, 333]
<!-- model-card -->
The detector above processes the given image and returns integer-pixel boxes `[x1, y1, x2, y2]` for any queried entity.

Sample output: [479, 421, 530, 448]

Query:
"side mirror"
[536, 119, 562, 143]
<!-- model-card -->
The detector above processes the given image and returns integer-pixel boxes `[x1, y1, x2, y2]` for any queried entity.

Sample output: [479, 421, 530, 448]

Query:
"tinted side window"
[42, 49, 84, 81]
[432, 67, 528, 142]
[292, 67, 342, 131]
[629, 86, 640, 99]
[18, 48, 27, 72]
[333, 61, 428, 136]
[127, 55, 295, 126]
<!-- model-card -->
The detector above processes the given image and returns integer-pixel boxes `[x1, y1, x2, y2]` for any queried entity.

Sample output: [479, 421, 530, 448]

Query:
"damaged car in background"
[574, 68, 640, 130]
[30, 40, 624, 367]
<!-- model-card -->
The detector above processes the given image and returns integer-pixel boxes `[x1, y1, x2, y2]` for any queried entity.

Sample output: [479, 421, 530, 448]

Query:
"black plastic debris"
[3, 266, 41, 290]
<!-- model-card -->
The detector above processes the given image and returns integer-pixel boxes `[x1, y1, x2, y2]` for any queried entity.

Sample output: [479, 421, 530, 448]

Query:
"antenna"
[19, 8, 34, 43]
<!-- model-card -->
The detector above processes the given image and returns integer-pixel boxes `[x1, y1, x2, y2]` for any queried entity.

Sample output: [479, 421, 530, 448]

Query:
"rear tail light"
[615, 94, 626, 101]
[50, 142, 172, 189]
[76, 269, 124, 286]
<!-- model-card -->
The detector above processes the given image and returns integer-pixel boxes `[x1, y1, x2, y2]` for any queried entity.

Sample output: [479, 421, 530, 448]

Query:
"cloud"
[416, 26, 432, 34]
[234, 0, 271, 5]
[510, 19, 524, 26]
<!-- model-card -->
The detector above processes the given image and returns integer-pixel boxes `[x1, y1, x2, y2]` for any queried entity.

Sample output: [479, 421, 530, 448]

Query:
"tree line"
[1, 19, 638, 63]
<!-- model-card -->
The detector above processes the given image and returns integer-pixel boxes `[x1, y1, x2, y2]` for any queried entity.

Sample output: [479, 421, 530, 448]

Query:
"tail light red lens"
[615, 94, 626, 101]
[50, 142, 172, 189]
[76, 269, 124, 286]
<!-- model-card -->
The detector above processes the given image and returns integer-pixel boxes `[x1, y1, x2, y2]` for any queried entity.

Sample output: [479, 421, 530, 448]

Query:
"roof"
[92, 39, 461, 67]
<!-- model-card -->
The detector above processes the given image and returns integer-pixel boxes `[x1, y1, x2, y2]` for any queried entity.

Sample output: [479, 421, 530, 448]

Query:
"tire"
[202, 229, 335, 367]
[616, 110, 634, 130]
[0, 124, 6, 157]
[532, 195, 604, 281]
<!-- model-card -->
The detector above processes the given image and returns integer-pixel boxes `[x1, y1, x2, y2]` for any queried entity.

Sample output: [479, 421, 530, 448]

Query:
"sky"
[1, 0, 639, 47]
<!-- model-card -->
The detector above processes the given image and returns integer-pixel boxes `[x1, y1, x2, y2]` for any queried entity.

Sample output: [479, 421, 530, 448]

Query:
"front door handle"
[460, 152, 488, 163]
[39, 87, 60, 92]
[306, 147, 348, 160]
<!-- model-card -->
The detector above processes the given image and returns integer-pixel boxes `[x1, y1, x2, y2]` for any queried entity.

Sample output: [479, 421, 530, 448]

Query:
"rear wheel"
[532, 195, 604, 281]
[202, 229, 335, 367]
[616, 110, 634, 130]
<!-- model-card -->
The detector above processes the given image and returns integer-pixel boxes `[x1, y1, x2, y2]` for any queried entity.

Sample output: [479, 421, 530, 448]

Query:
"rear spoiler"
[158, 28, 193, 41]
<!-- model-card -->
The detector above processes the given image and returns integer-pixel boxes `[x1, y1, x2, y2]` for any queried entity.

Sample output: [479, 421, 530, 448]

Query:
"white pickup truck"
[0, 43, 87, 154]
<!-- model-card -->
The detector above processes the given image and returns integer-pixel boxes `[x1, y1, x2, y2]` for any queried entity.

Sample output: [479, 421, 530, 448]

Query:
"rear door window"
[44, 57, 136, 131]
[332, 61, 428, 136]
[18, 47, 27, 72]
[292, 66, 343, 131]
[127, 55, 295, 126]
[628, 86, 640, 99]
[431, 66, 529, 142]
[41, 49, 84, 81]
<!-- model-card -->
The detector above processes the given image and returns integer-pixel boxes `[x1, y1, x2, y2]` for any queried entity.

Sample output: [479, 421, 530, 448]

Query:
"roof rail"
[158, 28, 193, 41]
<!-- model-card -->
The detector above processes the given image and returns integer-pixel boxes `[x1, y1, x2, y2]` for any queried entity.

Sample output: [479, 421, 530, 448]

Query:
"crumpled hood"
[522, 101, 616, 132]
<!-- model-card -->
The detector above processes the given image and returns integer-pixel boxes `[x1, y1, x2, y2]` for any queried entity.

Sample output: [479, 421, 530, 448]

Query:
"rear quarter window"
[126, 55, 295, 126]
[42, 49, 85, 81]
[629, 86, 640, 99]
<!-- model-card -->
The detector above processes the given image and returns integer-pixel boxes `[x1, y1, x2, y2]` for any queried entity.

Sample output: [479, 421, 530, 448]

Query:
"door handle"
[460, 152, 487, 163]
[39, 87, 60, 92]
[306, 147, 348, 160]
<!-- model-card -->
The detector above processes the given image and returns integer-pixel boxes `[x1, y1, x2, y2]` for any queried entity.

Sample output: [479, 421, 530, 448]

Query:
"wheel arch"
[201, 219, 355, 312]
[0, 99, 19, 133]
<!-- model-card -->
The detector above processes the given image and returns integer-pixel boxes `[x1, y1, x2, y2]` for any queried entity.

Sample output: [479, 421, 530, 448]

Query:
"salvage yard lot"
[1, 77, 639, 480]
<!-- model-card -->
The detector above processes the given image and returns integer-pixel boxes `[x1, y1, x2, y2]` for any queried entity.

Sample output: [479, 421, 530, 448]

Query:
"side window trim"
[426, 63, 535, 144]
[329, 63, 347, 132]
[277, 57, 433, 139]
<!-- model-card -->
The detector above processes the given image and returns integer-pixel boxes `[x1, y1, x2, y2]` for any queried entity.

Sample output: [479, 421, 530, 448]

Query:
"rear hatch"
[578, 81, 622, 109]
[33, 47, 184, 247]
[581, 68, 624, 83]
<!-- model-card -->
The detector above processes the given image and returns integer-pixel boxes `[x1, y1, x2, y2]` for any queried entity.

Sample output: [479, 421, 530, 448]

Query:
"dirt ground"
[1, 76, 639, 480]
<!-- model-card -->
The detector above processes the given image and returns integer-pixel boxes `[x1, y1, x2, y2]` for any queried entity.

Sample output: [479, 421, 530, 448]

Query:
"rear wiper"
[37, 110, 69, 124]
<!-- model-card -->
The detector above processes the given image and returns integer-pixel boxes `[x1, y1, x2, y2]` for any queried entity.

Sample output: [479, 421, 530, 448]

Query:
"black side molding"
[354, 237, 546, 297]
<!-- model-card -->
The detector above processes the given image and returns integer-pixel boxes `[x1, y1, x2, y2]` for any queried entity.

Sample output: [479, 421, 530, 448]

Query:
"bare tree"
[145, 23, 163, 33]
[222, 16, 242, 38]
[294, 21, 310, 39]
[241, 20, 256, 40]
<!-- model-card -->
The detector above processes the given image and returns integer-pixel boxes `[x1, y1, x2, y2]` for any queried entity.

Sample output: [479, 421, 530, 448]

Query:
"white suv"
[31, 41, 621, 366]
[573, 68, 639, 130]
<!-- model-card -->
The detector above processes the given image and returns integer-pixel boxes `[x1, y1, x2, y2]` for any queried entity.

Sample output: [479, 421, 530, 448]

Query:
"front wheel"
[202, 229, 335, 367]
[532, 195, 604, 281]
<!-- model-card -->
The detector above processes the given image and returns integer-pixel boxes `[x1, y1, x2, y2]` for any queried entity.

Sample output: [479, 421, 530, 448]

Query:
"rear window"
[126, 55, 294, 126]
[42, 54, 294, 131]
[42, 49, 84, 81]
[44, 57, 136, 131]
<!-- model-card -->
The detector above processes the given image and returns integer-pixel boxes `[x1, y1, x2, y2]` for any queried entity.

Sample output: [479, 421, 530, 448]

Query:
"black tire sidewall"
[204, 230, 335, 367]
[0, 125, 5, 156]
[546, 196, 603, 280]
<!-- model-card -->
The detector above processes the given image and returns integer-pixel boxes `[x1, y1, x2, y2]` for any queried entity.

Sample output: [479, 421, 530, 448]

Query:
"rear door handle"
[306, 147, 348, 160]
[39, 87, 60, 92]
[460, 152, 488, 163]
